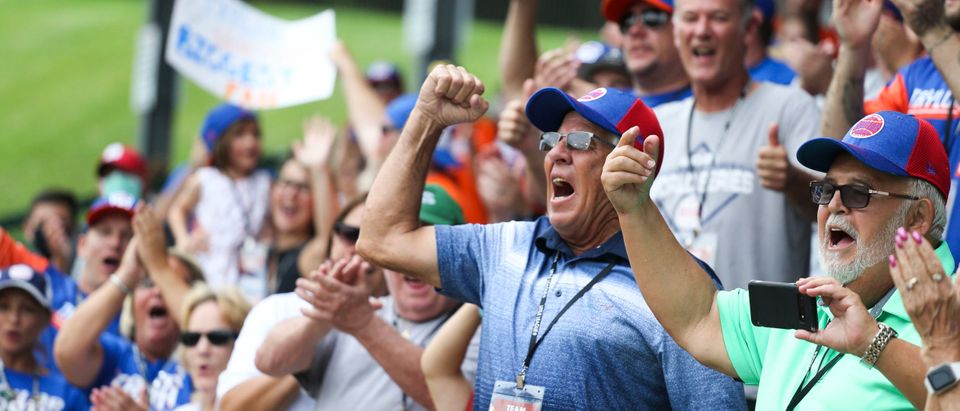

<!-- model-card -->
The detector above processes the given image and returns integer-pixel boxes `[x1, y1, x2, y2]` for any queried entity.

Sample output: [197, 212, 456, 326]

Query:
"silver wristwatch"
[861, 322, 897, 368]
[926, 362, 960, 395]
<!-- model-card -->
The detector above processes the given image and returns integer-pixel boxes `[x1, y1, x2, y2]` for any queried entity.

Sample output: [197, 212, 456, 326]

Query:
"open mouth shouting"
[826, 224, 857, 251]
[552, 177, 575, 200]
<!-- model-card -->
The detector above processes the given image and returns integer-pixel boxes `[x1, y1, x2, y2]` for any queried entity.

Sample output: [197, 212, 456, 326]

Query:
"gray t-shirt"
[651, 82, 820, 289]
[295, 296, 479, 411]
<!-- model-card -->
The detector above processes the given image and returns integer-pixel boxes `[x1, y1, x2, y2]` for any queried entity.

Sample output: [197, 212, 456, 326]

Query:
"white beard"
[818, 206, 908, 284]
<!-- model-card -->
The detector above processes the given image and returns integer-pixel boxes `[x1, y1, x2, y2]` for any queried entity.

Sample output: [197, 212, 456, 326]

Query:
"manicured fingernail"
[647, 160, 656, 168]
[896, 227, 907, 238]
[889, 255, 896, 268]
[912, 231, 922, 244]
[895, 236, 904, 248]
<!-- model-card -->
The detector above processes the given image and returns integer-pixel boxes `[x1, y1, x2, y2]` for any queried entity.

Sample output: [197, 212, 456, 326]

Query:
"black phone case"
[748, 281, 818, 332]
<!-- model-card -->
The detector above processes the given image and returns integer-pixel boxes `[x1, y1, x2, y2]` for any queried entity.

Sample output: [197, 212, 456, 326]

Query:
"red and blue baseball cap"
[86, 192, 139, 226]
[602, 0, 673, 22]
[797, 111, 950, 199]
[525, 87, 665, 176]
[200, 103, 258, 151]
[0, 264, 52, 311]
[98, 143, 148, 183]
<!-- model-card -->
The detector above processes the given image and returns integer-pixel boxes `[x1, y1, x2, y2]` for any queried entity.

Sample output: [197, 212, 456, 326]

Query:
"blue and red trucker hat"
[602, 0, 674, 22]
[86, 192, 139, 226]
[797, 111, 950, 199]
[200, 103, 258, 151]
[525, 87, 665, 176]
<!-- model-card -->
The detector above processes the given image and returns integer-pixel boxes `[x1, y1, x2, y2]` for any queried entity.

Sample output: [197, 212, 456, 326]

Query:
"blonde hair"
[180, 284, 251, 332]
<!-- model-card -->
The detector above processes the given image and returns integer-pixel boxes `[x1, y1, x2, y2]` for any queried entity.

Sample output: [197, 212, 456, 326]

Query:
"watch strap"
[926, 362, 960, 395]
[861, 322, 897, 368]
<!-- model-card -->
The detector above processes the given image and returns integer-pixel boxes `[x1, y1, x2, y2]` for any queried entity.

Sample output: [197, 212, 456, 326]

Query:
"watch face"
[929, 365, 958, 391]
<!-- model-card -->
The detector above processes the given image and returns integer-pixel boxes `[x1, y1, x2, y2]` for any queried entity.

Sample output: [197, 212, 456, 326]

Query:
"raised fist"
[415, 65, 489, 127]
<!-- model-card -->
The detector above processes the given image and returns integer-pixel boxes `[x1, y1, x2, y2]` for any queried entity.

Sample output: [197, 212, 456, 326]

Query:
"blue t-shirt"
[90, 333, 192, 411]
[637, 86, 694, 108]
[0, 367, 88, 410]
[435, 217, 745, 410]
[748, 57, 796, 86]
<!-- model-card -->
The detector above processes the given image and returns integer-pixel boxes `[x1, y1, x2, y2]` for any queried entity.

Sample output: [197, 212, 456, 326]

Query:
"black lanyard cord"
[516, 256, 617, 388]
[785, 344, 845, 411]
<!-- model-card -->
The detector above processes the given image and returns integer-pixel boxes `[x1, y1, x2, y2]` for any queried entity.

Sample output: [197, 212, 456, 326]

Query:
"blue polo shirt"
[435, 217, 745, 410]
[748, 57, 796, 86]
[0, 367, 89, 410]
[637, 86, 693, 108]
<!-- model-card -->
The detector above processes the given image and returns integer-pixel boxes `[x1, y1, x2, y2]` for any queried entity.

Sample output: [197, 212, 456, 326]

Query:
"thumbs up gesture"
[602, 127, 660, 214]
[756, 123, 793, 192]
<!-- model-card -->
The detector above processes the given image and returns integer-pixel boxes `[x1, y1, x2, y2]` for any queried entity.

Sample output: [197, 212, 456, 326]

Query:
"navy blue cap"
[0, 264, 52, 310]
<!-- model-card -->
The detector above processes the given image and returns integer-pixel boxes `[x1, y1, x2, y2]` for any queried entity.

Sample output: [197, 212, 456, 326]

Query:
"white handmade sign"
[166, 0, 337, 109]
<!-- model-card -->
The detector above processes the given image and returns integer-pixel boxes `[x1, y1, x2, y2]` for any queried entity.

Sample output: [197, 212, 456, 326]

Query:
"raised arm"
[133, 205, 191, 325]
[890, 0, 960, 104]
[421, 304, 481, 411]
[357, 65, 488, 287]
[820, 0, 883, 138]
[167, 172, 203, 253]
[293, 116, 341, 273]
[499, 0, 539, 101]
[54, 237, 142, 387]
[329, 41, 389, 167]
[602, 129, 736, 376]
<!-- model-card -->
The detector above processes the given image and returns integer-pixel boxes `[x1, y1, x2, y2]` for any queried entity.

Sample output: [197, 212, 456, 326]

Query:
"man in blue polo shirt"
[605, 111, 951, 409]
[358, 64, 745, 409]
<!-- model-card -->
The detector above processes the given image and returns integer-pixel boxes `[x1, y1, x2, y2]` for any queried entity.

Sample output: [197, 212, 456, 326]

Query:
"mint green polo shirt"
[717, 242, 954, 410]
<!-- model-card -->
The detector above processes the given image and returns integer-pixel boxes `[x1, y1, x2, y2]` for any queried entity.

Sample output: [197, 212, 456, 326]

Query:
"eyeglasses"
[333, 222, 361, 244]
[619, 9, 671, 33]
[180, 330, 239, 347]
[276, 178, 311, 194]
[539, 131, 616, 152]
[809, 181, 920, 209]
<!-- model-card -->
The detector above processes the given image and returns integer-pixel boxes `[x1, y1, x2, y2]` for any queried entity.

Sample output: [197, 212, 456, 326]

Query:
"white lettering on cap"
[8, 264, 34, 281]
[578, 88, 607, 102]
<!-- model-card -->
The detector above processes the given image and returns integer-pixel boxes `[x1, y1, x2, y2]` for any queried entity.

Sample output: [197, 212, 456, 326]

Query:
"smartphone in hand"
[748, 281, 818, 332]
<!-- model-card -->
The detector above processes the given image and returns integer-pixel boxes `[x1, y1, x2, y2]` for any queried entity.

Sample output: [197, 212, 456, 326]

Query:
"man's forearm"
[353, 316, 433, 409]
[619, 201, 734, 376]
[339, 54, 389, 163]
[922, 27, 960, 108]
[875, 339, 927, 409]
[357, 108, 445, 286]
[821, 44, 871, 139]
[219, 375, 301, 411]
[256, 316, 330, 376]
[499, 0, 538, 102]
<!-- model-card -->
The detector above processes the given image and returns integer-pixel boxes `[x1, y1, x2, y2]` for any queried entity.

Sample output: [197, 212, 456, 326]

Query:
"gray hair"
[671, 0, 756, 30]
[911, 179, 947, 240]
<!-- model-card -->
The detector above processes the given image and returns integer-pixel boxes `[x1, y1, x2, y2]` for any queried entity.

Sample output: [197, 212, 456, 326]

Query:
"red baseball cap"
[86, 192, 138, 227]
[602, 0, 674, 22]
[98, 143, 148, 183]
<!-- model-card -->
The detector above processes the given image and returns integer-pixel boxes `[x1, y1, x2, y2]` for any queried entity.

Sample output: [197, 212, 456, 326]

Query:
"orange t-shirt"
[0, 228, 49, 272]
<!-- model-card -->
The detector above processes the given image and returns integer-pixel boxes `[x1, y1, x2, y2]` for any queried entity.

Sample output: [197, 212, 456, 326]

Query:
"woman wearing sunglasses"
[0, 264, 87, 410]
[174, 284, 250, 411]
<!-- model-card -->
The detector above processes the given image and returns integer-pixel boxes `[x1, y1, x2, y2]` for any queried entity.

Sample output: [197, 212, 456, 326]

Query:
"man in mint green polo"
[602, 110, 952, 410]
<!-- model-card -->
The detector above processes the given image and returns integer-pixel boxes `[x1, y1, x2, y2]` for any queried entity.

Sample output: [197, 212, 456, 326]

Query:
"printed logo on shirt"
[849, 114, 884, 138]
[0, 390, 67, 411]
[112, 367, 187, 411]
[51, 303, 76, 330]
[578, 88, 607, 102]
[909, 88, 955, 116]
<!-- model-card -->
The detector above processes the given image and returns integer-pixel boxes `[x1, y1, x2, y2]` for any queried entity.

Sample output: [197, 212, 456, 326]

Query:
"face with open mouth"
[270, 161, 314, 236]
[0, 289, 49, 357]
[673, 0, 750, 89]
[543, 113, 620, 244]
[183, 300, 235, 394]
[622, 4, 680, 78]
[816, 155, 914, 284]
[78, 214, 133, 287]
[385, 270, 458, 322]
[133, 286, 179, 357]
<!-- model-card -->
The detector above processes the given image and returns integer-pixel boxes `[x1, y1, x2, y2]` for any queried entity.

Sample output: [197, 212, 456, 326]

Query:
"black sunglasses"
[539, 131, 616, 152]
[619, 9, 671, 33]
[809, 181, 920, 209]
[334, 222, 361, 244]
[180, 330, 239, 347]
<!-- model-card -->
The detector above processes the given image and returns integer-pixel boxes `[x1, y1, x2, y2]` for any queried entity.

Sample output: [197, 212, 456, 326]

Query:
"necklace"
[0, 358, 40, 408]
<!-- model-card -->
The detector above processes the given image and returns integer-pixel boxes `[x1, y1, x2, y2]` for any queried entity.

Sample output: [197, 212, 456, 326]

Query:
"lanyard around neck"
[0, 359, 39, 407]
[785, 320, 845, 411]
[516, 253, 616, 389]
[684, 82, 750, 223]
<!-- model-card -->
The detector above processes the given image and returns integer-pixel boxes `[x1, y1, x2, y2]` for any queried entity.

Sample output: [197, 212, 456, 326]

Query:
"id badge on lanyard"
[490, 380, 545, 411]
[237, 236, 268, 302]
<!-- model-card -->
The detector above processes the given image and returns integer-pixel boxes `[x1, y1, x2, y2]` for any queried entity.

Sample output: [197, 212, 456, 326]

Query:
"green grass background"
[0, 0, 594, 220]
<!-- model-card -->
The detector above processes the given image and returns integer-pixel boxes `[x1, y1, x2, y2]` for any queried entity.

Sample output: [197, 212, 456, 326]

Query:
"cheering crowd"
[5, 0, 960, 409]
